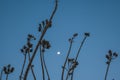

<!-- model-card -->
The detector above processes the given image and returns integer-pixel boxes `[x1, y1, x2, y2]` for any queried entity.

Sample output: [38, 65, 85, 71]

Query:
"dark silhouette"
[63, 33, 90, 80]
[61, 33, 78, 80]
[19, 34, 36, 80]
[104, 50, 118, 80]
[0, 0, 119, 80]
[40, 39, 51, 80]
[0, 64, 14, 80]
[23, 0, 58, 80]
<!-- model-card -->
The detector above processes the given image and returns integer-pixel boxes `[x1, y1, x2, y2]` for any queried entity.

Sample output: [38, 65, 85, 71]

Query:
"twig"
[40, 46, 45, 80]
[61, 39, 73, 80]
[66, 33, 89, 80]
[19, 54, 27, 80]
[104, 60, 111, 80]
[0, 69, 3, 80]
[42, 50, 50, 80]
[104, 50, 118, 80]
[6, 74, 8, 80]
[49, 0, 58, 21]
[28, 53, 36, 80]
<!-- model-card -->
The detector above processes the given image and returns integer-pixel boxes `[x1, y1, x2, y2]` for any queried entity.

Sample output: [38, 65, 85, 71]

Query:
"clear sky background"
[0, 0, 120, 80]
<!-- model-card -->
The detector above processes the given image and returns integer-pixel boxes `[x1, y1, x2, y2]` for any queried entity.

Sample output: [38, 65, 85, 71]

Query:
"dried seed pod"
[106, 55, 110, 60]
[30, 49, 33, 52]
[106, 61, 110, 64]
[38, 24, 42, 32]
[84, 32, 90, 37]
[10, 67, 14, 73]
[20, 49, 24, 53]
[113, 52, 118, 57]
[3, 66, 6, 72]
[73, 33, 78, 37]
[108, 50, 112, 56]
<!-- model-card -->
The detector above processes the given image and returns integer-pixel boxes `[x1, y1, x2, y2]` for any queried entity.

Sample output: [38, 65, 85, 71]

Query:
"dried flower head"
[41, 39, 51, 49]
[106, 61, 110, 64]
[106, 55, 110, 60]
[84, 32, 90, 37]
[113, 52, 118, 57]
[108, 50, 112, 56]
[73, 33, 78, 37]
[3, 64, 14, 74]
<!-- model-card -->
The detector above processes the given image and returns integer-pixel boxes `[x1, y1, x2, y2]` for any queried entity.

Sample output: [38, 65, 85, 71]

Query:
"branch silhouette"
[20, 34, 36, 80]
[19, 53, 27, 80]
[104, 50, 118, 80]
[0, 0, 119, 80]
[70, 33, 90, 80]
[61, 33, 78, 80]
[23, 0, 58, 79]
[64, 33, 90, 80]
[0, 68, 3, 80]
[1, 64, 15, 80]
[40, 39, 51, 80]
[40, 45, 45, 80]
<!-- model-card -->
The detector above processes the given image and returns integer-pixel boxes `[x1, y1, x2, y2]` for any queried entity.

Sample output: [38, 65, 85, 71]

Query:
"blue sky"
[0, 0, 120, 80]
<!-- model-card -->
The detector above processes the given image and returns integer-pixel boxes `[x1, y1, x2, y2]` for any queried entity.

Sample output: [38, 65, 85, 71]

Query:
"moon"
[57, 51, 61, 55]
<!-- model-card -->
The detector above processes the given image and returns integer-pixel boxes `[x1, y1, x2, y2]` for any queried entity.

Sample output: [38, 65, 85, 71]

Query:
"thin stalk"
[19, 54, 27, 80]
[42, 53, 50, 80]
[23, 0, 58, 79]
[0, 69, 3, 80]
[61, 40, 73, 80]
[75, 36, 87, 61]
[40, 46, 45, 80]
[28, 53, 36, 80]
[30, 66, 36, 80]
[70, 72, 73, 80]
[67, 61, 74, 80]
[66, 36, 88, 80]
[104, 60, 111, 80]
[65, 71, 69, 80]
[6, 74, 8, 80]
[49, 0, 58, 21]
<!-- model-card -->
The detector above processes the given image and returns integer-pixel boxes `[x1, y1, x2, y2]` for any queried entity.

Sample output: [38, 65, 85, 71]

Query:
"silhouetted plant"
[61, 32, 90, 80]
[39, 39, 51, 80]
[19, 34, 36, 80]
[0, 67, 4, 80]
[23, 0, 58, 80]
[0, 64, 14, 80]
[0, 0, 119, 80]
[104, 50, 118, 80]
[61, 33, 78, 80]
[66, 32, 90, 80]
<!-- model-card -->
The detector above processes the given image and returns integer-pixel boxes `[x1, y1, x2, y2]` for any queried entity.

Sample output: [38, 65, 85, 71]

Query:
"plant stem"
[6, 74, 8, 80]
[0, 69, 3, 80]
[42, 52, 50, 80]
[104, 60, 111, 80]
[70, 72, 73, 80]
[23, 0, 58, 79]
[75, 36, 87, 61]
[28, 53, 36, 80]
[19, 54, 27, 80]
[49, 0, 58, 21]
[61, 40, 73, 80]
[66, 36, 87, 80]
[40, 46, 45, 80]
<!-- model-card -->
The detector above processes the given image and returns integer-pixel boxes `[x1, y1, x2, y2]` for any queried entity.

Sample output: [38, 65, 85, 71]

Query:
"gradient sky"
[0, 0, 120, 80]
